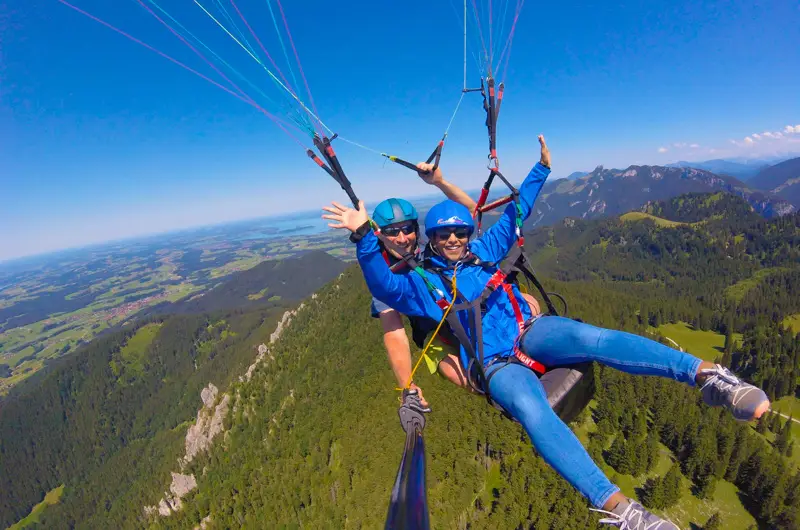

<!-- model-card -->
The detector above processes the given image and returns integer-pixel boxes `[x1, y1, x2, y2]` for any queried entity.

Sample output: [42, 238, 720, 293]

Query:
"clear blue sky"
[2, 0, 799, 261]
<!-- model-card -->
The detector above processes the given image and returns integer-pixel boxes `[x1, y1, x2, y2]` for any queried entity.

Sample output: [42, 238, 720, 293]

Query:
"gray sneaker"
[592, 499, 679, 529]
[699, 364, 770, 422]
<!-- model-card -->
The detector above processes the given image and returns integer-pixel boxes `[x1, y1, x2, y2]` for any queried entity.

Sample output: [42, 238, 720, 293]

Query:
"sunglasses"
[382, 223, 417, 237]
[434, 227, 471, 239]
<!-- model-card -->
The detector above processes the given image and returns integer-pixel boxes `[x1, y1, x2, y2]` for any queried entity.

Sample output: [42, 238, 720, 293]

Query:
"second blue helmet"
[424, 200, 474, 237]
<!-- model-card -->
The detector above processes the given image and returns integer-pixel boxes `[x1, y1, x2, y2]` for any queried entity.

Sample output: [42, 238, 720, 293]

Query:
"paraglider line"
[273, 0, 325, 134]
[495, 0, 524, 80]
[488, 0, 493, 67]
[55, 0, 307, 148]
[446, 0, 483, 75]
[469, 0, 489, 74]
[264, 0, 302, 114]
[494, 0, 511, 66]
[194, 0, 327, 134]
[227, 0, 297, 98]
[463, 0, 467, 90]
[445, 92, 466, 135]
[134, 0, 258, 111]
[336, 136, 383, 156]
[212, 0, 259, 59]
[140, 0, 313, 133]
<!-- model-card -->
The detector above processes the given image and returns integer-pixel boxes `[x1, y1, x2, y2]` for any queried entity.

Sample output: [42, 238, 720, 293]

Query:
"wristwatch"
[349, 221, 372, 243]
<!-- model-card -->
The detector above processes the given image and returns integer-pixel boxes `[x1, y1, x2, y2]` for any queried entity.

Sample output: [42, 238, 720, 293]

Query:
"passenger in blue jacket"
[322, 135, 770, 529]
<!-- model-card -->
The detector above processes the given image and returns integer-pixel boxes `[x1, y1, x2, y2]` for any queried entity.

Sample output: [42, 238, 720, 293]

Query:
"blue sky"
[2, 0, 799, 261]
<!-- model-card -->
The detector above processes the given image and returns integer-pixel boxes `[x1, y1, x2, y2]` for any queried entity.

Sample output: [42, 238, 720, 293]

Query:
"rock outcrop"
[144, 298, 315, 520]
[184, 386, 230, 464]
[144, 472, 198, 517]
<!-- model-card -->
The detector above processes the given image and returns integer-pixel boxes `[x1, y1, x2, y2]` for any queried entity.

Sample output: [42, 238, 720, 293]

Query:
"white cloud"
[763, 131, 776, 138]
[785, 125, 800, 134]
[752, 133, 761, 139]
[658, 146, 668, 153]
[690, 143, 699, 148]
[744, 136, 754, 144]
[672, 142, 687, 148]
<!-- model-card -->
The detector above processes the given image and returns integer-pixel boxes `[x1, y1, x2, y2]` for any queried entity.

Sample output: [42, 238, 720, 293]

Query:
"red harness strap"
[479, 271, 546, 375]
[502, 283, 546, 375]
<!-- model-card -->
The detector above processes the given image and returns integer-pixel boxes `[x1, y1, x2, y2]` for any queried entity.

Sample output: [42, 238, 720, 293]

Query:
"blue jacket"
[356, 162, 550, 368]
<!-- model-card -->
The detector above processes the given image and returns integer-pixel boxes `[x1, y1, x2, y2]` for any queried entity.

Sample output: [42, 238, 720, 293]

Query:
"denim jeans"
[486, 316, 703, 507]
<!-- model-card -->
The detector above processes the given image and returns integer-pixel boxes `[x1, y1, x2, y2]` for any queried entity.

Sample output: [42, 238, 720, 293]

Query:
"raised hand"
[416, 162, 443, 186]
[322, 201, 369, 233]
[539, 134, 551, 168]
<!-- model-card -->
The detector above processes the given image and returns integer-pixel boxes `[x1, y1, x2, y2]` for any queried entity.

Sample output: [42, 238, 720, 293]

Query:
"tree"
[662, 463, 683, 509]
[645, 429, 660, 473]
[770, 411, 783, 433]
[703, 512, 723, 530]
[696, 474, 717, 500]
[776, 416, 794, 456]
[606, 436, 631, 475]
[756, 412, 769, 435]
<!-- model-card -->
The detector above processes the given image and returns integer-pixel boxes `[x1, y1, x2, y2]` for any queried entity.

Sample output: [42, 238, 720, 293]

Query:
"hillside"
[0, 253, 345, 529]
[749, 157, 800, 208]
[530, 164, 796, 229]
[4, 194, 799, 529]
[149, 250, 348, 315]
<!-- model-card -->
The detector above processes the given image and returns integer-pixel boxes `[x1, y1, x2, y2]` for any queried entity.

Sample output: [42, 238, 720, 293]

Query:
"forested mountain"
[749, 157, 800, 208]
[140, 250, 347, 317]
[4, 194, 799, 529]
[530, 164, 796, 229]
[0, 253, 345, 529]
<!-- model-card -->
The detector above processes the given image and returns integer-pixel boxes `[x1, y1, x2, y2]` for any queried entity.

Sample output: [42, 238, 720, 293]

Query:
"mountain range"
[529, 164, 796, 229]
[748, 157, 800, 209]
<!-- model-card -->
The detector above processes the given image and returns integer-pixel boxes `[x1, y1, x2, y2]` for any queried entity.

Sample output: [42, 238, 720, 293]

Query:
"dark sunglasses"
[382, 223, 417, 237]
[434, 227, 471, 239]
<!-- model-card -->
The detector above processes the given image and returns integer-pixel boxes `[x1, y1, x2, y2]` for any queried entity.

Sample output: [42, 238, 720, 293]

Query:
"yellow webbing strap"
[397, 267, 458, 391]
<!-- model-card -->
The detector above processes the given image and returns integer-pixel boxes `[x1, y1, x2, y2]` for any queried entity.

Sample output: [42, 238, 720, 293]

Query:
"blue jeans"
[486, 316, 703, 508]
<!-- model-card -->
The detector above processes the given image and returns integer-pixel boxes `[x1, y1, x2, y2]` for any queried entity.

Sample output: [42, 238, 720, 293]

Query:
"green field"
[110, 323, 162, 382]
[7, 485, 64, 530]
[724, 267, 795, 302]
[656, 322, 740, 362]
[783, 314, 800, 334]
[620, 211, 687, 228]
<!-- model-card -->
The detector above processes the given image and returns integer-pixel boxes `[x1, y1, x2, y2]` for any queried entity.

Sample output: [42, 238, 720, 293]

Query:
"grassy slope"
[619, 211, 687, 228]
[656, 322, 742, 362]
[783, 314, 800, 334]
[7, 485, 64, 530]
[724, 267, 796, 302]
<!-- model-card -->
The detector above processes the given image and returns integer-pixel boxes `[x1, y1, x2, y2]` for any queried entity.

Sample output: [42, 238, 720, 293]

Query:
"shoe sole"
[752, 400, 771, 421]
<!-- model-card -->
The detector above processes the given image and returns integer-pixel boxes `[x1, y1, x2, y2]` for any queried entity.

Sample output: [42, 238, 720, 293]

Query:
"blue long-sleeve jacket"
[356, 162, 550, 368]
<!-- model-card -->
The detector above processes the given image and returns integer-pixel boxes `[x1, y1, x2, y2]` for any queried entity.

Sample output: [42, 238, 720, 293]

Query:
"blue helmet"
[372, 198, 418, 228]
[424, 200, 474, 237]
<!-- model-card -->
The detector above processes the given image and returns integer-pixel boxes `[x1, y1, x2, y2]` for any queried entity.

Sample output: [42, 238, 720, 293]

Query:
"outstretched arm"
[471, 135, 551, 263]
[416, 163, 478, 211]
[322, 201, 431, 318]
[378, 309, 429, 405]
